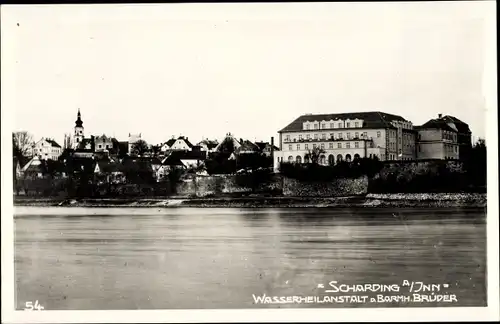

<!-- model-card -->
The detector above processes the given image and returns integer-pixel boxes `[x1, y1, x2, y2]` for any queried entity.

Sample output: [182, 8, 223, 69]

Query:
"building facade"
[128, 133, 142, 154]
[415, 115, 461, 160]
[95, 134, 114, 152]
[277, 112, 416, 165]
[32, 137, 62, 161]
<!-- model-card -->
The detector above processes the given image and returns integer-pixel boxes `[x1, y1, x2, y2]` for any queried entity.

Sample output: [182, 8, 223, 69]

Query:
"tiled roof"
[279, 111, 408, 132]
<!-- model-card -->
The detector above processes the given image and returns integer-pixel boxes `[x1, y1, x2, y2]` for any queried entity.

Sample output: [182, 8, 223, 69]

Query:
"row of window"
[445, 144, 458, 153]
[443, 132, 458, 142]
[304, 121, 363, 131]
[286, 131, 381, 142]
[288, 141, 367, 151]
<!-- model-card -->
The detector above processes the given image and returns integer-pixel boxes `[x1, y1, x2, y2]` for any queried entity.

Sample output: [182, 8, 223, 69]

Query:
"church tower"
[72, 109, 84, 149]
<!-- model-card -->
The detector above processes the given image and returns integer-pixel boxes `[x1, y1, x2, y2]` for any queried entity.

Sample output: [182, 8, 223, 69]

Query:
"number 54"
[24, 300, 44, 311]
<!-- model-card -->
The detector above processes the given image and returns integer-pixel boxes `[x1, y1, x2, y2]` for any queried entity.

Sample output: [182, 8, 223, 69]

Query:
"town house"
[277, 111, 417, 166]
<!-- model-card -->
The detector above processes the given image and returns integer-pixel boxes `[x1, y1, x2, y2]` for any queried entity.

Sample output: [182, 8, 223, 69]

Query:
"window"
[286, 135, 290, 141]
[338, 133, 343, 138]
[321, 123, 325, 129]
[346, 122, 350, 128]
[329, 143, 333, 149]
[313, 144, 317, 149]
[305, 144, 309, 149]
[338, 143, 342, 148]
[454, 146, 457, 152]
[314, 134, 318, 140]
[355, 132, 359, 138]
[418, 145, 421, 152]
[355, 142, 359, 148]
[338, 123, 342, 128]
[307, 134, 311, 139]
[347, 132, 351, 139]
[306, 124, 310, 130]
[322, 133, 326, 140]
[377, 131, 381, 138]
[355, 122, 359, 127]
[299, 135, 303, 140]
[330, 123, 334, 129]
[346, 142, 350, 148]
[314, 124, 318, 130]
[321, 143, 325, 149]
[297, 144, 300, 150]
[289, 144, 292, 151]
[363, 132, 368, 138]
[330, 133, 334, 139]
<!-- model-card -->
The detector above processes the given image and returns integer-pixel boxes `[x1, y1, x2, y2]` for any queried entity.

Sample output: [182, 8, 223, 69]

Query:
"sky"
[1, 2, 496, 146]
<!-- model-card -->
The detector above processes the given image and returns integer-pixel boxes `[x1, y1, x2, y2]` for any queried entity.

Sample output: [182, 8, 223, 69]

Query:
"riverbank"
[13, 193, 487, 208]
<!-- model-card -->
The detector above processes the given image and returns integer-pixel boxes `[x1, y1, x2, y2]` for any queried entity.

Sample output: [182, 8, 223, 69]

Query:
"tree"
[304, 147, 326, 165]
[12, 131, 34, 159]
[216, 137, 235, 154]
[131, 139, 149, 156]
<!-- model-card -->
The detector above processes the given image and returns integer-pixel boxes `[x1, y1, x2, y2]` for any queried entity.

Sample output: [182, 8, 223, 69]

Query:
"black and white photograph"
[1, 2, 498, 323]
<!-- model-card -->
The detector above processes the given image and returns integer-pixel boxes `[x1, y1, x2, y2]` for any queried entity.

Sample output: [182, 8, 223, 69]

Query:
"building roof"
[198, 139, 219, 149]
[95, 161, 121, 173]
[415, 119, 458, 132]
[163, 150, 207, 162]
[254, 141, 280, 151]
[178, 136, 193, 148]
[75, 109, 83, 127]
[95, 134, 113, 142]
[279, 111, 408, 133]
[161, 155, 185, 167]
[441, 115, 471, 134]
[237, 140, 260, 153]
[21, 156, 46, 173]
[215, 133, 242, 152]
[77, 138, 94, 150]
[45, 139, 61, 148]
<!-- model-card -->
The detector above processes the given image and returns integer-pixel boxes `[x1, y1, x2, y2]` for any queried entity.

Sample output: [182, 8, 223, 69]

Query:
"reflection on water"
[14, 207, 486, 310]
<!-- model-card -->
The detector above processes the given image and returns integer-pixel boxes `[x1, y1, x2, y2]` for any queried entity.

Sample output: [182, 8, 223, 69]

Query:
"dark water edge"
[13, 193, 487, 208]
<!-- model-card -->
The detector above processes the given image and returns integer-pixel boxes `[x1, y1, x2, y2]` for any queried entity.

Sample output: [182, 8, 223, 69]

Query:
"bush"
[279, 157, 383, 182]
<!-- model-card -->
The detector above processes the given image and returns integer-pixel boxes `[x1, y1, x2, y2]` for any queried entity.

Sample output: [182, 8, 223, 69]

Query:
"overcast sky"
[1, 2, 496, 146]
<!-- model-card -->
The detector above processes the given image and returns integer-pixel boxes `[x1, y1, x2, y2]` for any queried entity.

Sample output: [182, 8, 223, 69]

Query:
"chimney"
[438, 114, 442, 118]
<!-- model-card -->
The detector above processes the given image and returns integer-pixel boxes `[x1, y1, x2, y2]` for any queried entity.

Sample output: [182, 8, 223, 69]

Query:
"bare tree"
[132, 139, 149, 156]
[304, 147, 326, 165]
[12, 131, 34, 159]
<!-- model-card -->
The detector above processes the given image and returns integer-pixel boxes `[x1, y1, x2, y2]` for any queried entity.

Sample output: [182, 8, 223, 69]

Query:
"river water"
[14, 207, 486, 310]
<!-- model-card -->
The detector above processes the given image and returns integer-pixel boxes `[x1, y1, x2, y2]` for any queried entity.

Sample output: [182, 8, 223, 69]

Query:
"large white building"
[276, 111, 417, 166]
[32, 137, 62, 161]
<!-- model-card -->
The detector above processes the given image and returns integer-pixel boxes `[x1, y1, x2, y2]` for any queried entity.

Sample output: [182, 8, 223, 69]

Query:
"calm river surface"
[14, 207, 486, 310]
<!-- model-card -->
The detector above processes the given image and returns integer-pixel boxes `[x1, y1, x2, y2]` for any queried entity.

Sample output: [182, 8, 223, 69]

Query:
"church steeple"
[75, 108, 83, 127]
[72, 108, 85, 149]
